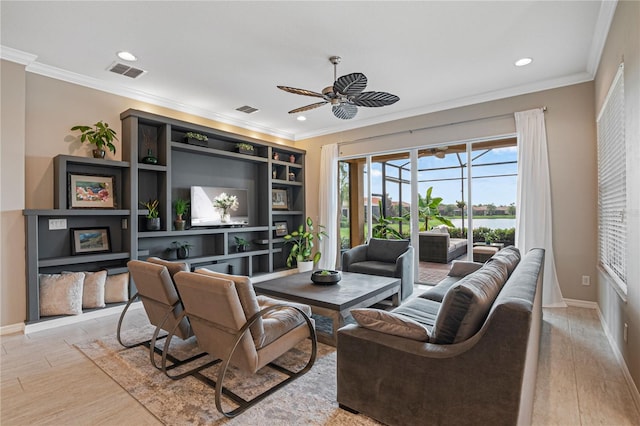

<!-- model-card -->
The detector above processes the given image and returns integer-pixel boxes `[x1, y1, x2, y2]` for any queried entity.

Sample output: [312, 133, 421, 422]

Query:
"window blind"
[597, 63, 627, 294]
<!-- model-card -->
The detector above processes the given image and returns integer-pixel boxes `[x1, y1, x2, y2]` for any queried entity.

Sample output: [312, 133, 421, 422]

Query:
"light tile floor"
[1, 305, 639, 425]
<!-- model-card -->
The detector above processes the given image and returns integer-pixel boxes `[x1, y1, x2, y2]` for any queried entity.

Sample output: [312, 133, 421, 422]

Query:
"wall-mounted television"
[190, 186, 249, 227]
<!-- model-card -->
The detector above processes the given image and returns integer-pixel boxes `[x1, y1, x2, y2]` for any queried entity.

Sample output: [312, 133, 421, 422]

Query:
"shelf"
[138, 163, 167, 172]
[272, 159, 302, 169]
[39, 252, 130, 267]
[273, 179, 303, 186]
[24, 209, 130, 216]
[56, 155, 130, 169]
[138, 226, 269, 238]
[172, 142, 269, 164]
[272, 210, 304, 216]
[186, 249, 270, 264]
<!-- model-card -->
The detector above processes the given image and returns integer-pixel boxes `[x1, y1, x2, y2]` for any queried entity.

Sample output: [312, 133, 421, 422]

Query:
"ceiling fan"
[428, 146, 449, 158]
[277, 56, 399, 120]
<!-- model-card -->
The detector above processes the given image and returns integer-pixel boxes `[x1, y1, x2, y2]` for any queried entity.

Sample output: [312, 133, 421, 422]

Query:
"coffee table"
[253, 272, 401, 346]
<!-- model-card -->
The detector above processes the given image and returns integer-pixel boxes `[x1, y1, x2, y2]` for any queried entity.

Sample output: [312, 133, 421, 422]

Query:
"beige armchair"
[164, 269, 317, 417]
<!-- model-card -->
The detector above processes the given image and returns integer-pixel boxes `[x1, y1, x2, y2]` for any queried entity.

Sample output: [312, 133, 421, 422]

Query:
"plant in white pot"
[284, 217, 328, 272]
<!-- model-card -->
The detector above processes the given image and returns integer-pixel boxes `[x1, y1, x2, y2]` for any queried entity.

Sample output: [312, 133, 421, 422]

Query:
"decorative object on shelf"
[142, 149, 158, 164]
[173, 198, 189, 231]
[213, 192, 238, 223]
[272, 167, 277, 179]
[284, 216, 328, 271]
[274, 221, 288, 237]
[289, 154, 296, 163]
[171, 241, 193, 259]
[311, 270, 341, 285]
[70, 227, 111, 255]
[184, 132, 209, 147]
[272, 188, 289, 210]
[70, 121, 118, 158]
[236, 143, 255, 155]
[140, 199, 160, 231]
[234, 236, 250, 253]
[288, 172, 296, 181]
[68, 173, 116, 209]
[273, 152, 279, 161]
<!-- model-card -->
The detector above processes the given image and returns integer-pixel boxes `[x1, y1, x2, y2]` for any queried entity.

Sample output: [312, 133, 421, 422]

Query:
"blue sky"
[368, 146, 517, 206]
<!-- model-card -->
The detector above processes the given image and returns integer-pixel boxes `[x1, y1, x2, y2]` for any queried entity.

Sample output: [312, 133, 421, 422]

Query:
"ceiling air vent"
[107, 62, 146, 79]
[236, 105, 259, 114]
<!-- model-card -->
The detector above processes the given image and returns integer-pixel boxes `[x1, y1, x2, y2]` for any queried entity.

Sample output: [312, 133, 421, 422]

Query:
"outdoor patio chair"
[163, 269, 317, 417]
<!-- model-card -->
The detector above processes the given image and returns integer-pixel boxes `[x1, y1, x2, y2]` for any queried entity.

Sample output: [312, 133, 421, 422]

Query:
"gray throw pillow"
[352, 308, 430, 342]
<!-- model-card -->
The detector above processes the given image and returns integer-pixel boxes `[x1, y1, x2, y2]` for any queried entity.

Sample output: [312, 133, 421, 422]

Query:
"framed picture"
[272, 189, 289, 210]
[69, 173, 116, 209]
[71, 227, 111, 255]
[274, 221, 288, 237]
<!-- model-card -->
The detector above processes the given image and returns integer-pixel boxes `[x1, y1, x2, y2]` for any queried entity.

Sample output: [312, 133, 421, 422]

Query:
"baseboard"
[0, 322, 25, 336]
[563, 298, 599, 309]
[594, 305, 640, 414]
[24, 301, 142, 335]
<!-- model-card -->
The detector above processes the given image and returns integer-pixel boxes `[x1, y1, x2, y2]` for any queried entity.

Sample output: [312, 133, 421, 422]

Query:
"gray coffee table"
[253, 272, 401, 346]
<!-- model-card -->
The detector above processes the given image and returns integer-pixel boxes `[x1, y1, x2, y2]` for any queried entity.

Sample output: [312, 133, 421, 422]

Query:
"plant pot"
[146, 218, 160, 231]
[297, 260, 314, 273]
[237, 147, 256, 156]
[177, 246, 189, 259]
[311, 270, 341, 285]
[174, 220, 186, 231]
[92, 149, 106, 159]
[185, 137, 208, 147]
[236, 245, 247, 253]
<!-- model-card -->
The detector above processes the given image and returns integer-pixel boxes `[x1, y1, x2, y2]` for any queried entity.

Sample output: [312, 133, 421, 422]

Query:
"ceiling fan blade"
[288, 101, 328, 114]
[332, 103, 357, 120]
[277, 85, 325, 98]
[351, 91, 400, 107]
[333, 73, 367, 95]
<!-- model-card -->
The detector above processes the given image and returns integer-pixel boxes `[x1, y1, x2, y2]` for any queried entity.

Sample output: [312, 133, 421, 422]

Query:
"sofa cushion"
[431, 260, 509, 344]
[419, 276, 461, 303]
[347, 261, 396, 277]
[448, 260, 484, 277]
[367, 238, 409, 263]
[351, 308, 430, 342]
[487, 246, 521, 276]
[392, 297, 441, 331]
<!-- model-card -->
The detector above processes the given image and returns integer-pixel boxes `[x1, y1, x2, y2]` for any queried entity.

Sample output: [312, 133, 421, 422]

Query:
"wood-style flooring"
[1, 305, 639, 425]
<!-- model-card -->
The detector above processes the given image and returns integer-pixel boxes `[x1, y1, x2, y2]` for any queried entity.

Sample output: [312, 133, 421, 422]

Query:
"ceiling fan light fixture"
[297, 116, 307, 121]
[515, 57, 533, 67]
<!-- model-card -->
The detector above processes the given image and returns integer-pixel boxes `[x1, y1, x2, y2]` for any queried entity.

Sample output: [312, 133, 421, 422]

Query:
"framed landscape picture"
[69, 173, 116, 208]
[71, 227, 111, 255]
[272, 189, 289, 210]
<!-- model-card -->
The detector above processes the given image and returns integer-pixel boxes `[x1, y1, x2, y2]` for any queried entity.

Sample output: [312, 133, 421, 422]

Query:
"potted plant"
[284, 216, 328, 272]
[234, 236, 250, 252]
[236, 143, 255, 156]
[171, 241, 193, 259]
[140, 199, 160, 231]
[213, 192, 238, 223]
[70, 121, 118, 158]
[184, 132, 208, 147]
[174, 198, 189, 231]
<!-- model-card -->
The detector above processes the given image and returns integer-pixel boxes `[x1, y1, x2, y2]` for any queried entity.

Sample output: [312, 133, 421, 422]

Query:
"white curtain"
[515, 108, 565, 307]
[317, 143, 339, 270]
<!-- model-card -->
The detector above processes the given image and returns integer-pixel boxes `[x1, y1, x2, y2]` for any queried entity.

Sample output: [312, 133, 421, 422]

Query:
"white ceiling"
[0, 1, 614, 141]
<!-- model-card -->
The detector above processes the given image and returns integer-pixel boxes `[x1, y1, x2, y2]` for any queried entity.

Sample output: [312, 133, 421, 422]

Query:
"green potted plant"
[234, 236, 250, 252]
[236, 143, 255, 156]
[140, 199, 160, 231]
[184, 132, 208, 147]
[173, 198, 189, 231]
[70, 121, 118, 158]
[284, 216, 328, 272]
[171, 241, 193, 259]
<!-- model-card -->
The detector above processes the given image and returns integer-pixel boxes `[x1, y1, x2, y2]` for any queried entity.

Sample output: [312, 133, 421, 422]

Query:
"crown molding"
[0, 45, 37, 65]
[587, 0, 618, 76]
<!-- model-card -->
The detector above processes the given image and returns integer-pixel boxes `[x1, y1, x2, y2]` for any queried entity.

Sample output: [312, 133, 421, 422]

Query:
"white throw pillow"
[105, 272, 129, 303]
[39, 272, 84, 316]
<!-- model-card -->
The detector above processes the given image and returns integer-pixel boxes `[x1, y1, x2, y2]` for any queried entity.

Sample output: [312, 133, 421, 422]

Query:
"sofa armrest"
[341, 244, 368, 271]
[394, 246, 415, 300]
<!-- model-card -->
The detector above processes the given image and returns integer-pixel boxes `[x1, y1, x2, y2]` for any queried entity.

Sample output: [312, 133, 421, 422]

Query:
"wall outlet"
[48, 218, 67, 230]
[624, 323, 628, 343]
[581, 275, 591, 286]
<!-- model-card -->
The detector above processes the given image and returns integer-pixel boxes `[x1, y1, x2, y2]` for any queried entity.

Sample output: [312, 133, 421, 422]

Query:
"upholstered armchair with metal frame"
[117, 258, 209, 373]
[163, 269, 317, 418]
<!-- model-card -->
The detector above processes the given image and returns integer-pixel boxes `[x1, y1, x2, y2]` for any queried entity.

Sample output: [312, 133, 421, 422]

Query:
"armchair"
[165, 269, 317, 417]
[342, 238, 414, 300]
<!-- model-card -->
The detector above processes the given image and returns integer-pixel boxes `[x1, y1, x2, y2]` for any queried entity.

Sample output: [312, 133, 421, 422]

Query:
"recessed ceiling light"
[515, 57, 533, 67]
[297, 116, 307, 121]
[117, 51, 137, 62]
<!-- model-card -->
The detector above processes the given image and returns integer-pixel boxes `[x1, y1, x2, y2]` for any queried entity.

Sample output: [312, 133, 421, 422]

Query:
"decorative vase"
[273, 152, 279, 161]
[142, 149, 158, 164]
[297, 260, 314, 273]
[146, 218, 160, 231]
[289, 154, 296, 163]
[177, 246, 189, 259]
[311, 270, 341, 285]
[174, 220, 186, 231]
[92, 149, 106, 159]
[221, 212, 231, 223]
[237, 245, 246, 253]
[288, 172, 296, 181]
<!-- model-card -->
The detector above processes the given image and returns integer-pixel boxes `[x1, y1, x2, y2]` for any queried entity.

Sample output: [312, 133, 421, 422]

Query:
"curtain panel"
[317, 143, 339, 270]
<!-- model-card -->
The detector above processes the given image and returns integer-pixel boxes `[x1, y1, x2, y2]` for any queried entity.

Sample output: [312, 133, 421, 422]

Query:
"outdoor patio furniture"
[419, 231, 467, 263]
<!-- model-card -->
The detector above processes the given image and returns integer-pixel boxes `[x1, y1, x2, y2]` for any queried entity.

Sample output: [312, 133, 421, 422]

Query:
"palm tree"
[456, 200, 466, 234]
[373, 200, 406, 239]
[417, 187, 454, 231]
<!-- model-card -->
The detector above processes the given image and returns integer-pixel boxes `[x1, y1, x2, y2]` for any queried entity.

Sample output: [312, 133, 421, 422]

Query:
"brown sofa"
[418, 230, 467, 263]
[337, 247, 544, 426]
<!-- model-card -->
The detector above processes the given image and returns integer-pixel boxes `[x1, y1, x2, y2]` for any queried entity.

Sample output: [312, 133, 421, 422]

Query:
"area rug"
[75, 327, 380, 425]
